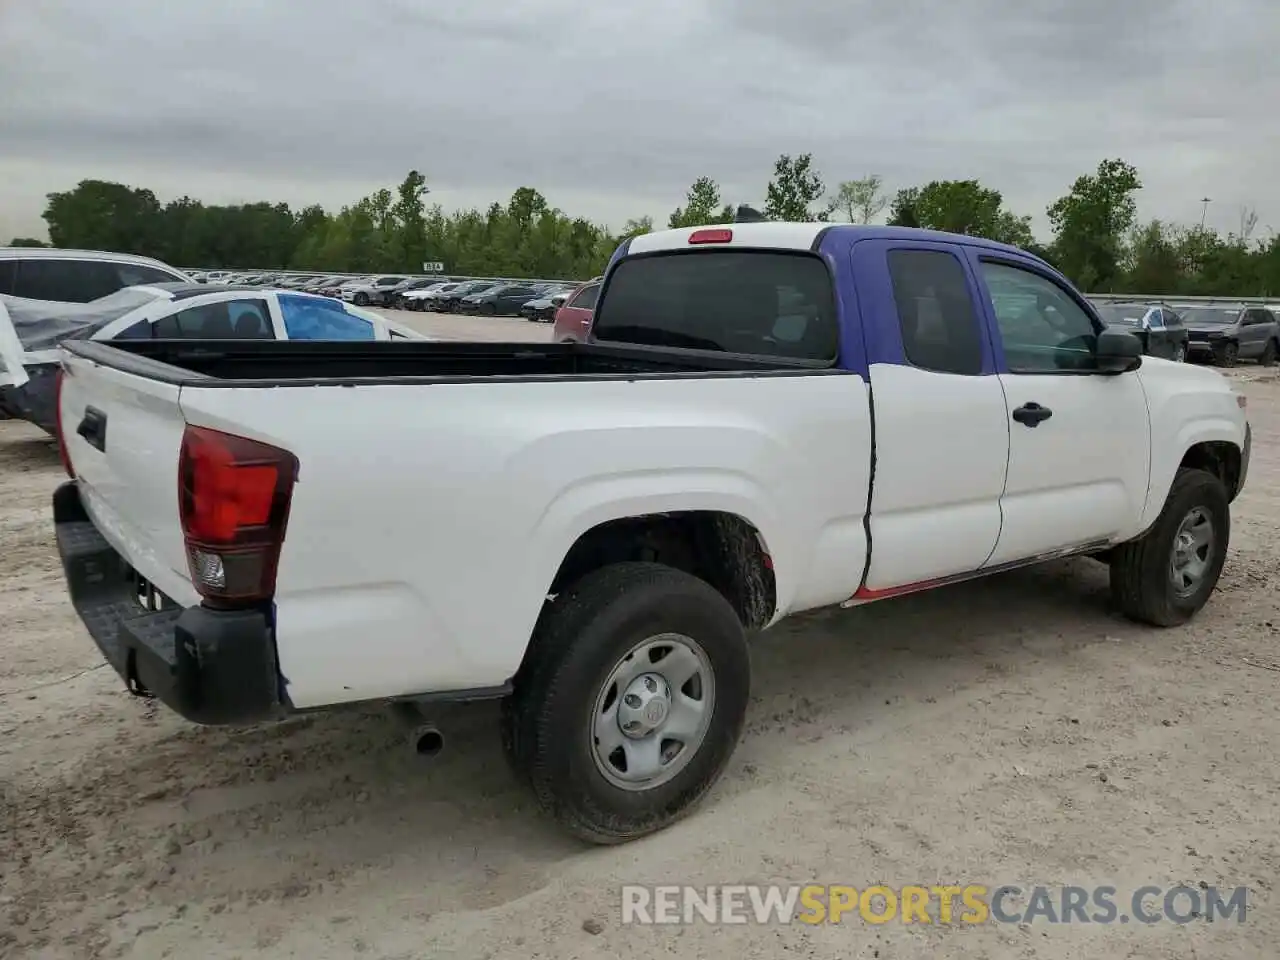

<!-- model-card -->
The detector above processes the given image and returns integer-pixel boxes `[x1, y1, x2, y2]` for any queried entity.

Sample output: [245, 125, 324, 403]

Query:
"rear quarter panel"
[177, 373, 872, 708]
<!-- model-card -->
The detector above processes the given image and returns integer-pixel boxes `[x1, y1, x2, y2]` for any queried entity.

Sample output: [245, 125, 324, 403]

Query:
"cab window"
[980, 261, 1099, 373]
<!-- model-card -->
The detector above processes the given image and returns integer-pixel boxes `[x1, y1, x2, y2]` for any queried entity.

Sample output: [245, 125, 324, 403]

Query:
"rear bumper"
[53, 481, 286, 725]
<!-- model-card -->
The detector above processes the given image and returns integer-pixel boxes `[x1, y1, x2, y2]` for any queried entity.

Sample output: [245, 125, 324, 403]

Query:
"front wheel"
[1214, 341, 1239, 366]
[481, 302, 497, 316]
[1260, 339, 1277, 367]
[503, 562, 750, 844]
[1109, 468, 1229, 626]
[354, 292, 370, 306]
[1172, 342, 1187, 363]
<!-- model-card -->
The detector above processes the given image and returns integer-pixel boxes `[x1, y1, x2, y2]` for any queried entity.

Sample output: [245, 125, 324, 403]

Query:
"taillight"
[689, 228, 733, 244]
[178, 425, 298, 607]
[54, 366, 73, 478]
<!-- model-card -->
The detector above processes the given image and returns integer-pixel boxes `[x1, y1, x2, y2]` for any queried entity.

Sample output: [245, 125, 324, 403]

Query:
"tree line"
[10, 155, 1280, 296]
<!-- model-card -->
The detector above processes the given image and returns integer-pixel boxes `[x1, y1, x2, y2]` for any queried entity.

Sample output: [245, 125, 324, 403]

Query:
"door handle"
[1012, 402, 1053, 427]
[76, 406, 108, 451]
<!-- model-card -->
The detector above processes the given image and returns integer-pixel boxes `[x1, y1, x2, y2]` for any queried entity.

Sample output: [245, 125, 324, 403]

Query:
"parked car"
[552, 279, 602, 341]
[402, 282, 461, 311]
[520, 288, 576, 322]
[1089, 300, 1190, 361]
[42, 222, 1249, 844]
[0, 283, 426, 433]
[390, 280, 442, 309]
[341, 276, 408, 306]
[0, 248, 189, 302]
[1177, 304, 1279, 366]
[459, 283, 543, 316]
[436, 280, 500, 312]
[385, 277, 438, 308]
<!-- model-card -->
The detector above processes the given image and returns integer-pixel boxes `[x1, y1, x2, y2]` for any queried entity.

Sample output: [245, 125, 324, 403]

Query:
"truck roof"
[623, 222, 1033, 259]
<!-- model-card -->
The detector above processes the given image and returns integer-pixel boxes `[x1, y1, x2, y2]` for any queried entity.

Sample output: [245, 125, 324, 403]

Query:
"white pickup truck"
[41, 223, 1251, 843]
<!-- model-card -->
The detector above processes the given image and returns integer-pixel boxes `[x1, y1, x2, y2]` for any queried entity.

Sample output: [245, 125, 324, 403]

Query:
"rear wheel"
[502, 562, 750, 844]
[1109, 468, 1229, 626]
[1260, 339, 1277, 367]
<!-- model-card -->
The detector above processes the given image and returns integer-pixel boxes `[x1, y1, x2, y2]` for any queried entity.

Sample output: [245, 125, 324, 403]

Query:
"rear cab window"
[591, 251, 837, 362]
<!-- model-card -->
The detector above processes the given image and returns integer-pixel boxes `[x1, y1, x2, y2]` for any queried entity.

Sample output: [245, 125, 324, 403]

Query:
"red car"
[552, 279, 602, 342]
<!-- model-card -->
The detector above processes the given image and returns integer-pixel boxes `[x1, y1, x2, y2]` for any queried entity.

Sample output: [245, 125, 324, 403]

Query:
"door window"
[1147, 309, 1165, 329]
[980, 261, 1099, 373]
[12, 258, 120, 302]
[569, 283, 600, 310]
[152, 298, 273, 339]
[886, 249, 983, 376]
[113, 262, 183, 287]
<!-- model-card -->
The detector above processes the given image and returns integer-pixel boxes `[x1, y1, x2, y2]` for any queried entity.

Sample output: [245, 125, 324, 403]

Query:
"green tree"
[1047, 158, 1142, 290]
[7, 237, 48, 247]
[621, 216, 654, 238]
[668, 177, 733, 228]
[43, 180, 163, 253]
[764, 154, 830, 222]
[887, 187, 921, 227]
[832, 175, 887, 223]
[390, 170, 429, 271]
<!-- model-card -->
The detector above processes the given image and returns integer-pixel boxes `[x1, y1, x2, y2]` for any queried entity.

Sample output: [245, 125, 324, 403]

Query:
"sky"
[3, 0, 1280, 245]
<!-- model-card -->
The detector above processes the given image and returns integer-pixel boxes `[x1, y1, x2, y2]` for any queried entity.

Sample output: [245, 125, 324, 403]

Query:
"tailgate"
[59, 353, 199, 607]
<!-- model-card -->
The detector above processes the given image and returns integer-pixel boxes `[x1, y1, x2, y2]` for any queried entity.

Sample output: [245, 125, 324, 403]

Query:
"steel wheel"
[590, 633, 715, 791]
[1170, 507, 1214, 598]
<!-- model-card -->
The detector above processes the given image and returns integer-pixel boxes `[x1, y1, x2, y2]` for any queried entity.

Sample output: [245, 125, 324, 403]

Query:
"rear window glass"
[592, 252, 837, 362]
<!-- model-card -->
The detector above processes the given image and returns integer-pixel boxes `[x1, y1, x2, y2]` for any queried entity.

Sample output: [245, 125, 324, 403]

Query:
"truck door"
[972, 255, 1150, 565]
[0, 301, 30, 387]
[852, 240, 1009, 592]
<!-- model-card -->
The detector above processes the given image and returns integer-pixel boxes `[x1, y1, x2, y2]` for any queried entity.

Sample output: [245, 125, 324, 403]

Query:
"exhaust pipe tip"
[413, 726, 444, 758]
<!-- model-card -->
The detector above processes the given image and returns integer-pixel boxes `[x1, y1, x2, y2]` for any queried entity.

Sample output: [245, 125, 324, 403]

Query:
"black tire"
[1214, 340, 1238, 366]
[1109, 468, 1230, 627]
[503, 562, 750, 844]
[481, 302, 497, 316]
[1260, 339, 1278, 367]
[354, 292, 370, 306]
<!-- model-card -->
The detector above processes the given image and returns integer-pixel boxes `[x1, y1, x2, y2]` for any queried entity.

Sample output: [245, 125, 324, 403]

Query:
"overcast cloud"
[2, 0, 1279, 243]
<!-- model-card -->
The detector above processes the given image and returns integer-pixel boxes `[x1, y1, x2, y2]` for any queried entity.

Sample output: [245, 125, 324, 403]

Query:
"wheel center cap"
[618, 673, 672, 739]
[644, 699, 668, 725]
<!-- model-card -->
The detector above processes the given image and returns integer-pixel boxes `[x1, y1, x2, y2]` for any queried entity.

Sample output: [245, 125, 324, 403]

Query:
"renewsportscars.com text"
[620, 884, 1248, 926]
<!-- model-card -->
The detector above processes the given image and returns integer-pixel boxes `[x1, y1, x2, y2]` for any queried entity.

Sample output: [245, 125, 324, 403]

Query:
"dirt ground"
[2, 319, 1278, 959]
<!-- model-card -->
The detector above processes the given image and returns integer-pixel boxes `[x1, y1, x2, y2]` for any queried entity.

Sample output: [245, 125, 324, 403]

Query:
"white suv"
[0, 248, 189, 302]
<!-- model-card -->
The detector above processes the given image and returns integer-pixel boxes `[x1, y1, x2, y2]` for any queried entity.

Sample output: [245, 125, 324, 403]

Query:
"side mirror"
[1096, 325, 1143, 374]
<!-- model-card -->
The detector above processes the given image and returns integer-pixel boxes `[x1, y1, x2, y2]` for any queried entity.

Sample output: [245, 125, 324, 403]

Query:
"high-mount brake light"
[688, 228, 733, 245]
[178, 425, 298, 607]
[54, 366, 73, 478]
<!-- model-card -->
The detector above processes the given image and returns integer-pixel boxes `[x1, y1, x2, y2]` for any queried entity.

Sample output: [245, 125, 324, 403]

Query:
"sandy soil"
[2, 323, 1278, 959]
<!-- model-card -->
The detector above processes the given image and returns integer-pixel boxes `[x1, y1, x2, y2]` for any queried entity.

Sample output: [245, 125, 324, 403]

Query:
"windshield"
[1179, 307, 1239, 326]
[1092, 303, 1147, 325]
[592, 251, 837, 362]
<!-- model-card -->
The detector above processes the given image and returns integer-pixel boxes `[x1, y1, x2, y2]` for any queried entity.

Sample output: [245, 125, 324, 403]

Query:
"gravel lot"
[2, 316, 1278, 959]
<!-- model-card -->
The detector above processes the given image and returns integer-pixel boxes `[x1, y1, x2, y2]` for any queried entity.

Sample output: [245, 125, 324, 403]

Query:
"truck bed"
[62, 338, 828, 385]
